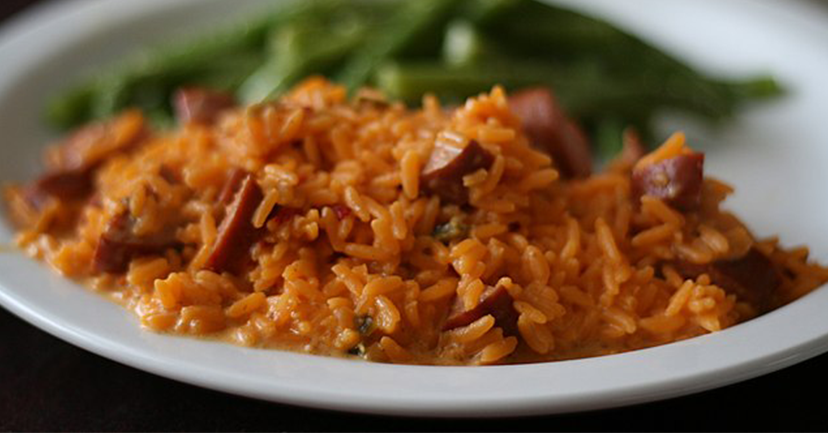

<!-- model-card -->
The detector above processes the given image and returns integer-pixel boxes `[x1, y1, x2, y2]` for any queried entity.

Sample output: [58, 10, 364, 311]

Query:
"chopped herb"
[347, 342, 366, 356]
[356, 315, 376, 336]
[432, 216, 469, 242]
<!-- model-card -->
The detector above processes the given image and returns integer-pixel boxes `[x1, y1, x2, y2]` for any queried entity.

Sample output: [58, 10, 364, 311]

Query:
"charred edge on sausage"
[632, 152, 705, 211]
[674, 247, 781, 313]
[421, 140, 495, 205]
[443, 284, 518, 336]
[508, 87, 592, 179]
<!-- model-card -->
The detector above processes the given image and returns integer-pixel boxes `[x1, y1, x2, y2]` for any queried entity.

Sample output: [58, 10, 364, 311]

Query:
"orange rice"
[6, 78, 828, 365]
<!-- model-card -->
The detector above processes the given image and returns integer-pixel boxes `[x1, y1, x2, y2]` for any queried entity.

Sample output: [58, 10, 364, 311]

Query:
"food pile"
[7, 79, 826, 365]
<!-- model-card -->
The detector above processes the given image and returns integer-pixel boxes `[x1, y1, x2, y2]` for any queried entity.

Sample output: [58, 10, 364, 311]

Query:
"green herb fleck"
[432, 217, 469, 242]
[356, 315, 376, 336]
[347, 343, 366, 356]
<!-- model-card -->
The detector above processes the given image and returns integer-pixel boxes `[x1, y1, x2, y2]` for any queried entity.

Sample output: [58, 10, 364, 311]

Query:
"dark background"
[1, 1, 827, 431]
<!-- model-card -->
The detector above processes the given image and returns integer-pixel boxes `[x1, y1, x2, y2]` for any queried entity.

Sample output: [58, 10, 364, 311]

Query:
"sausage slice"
[632, 152, 705, 211]
[508, 88, 592, 178]
[93, 211, 181, 274]
[204, 173, 268, 275]
[37, 111, 147, 201]
[443, 283, 518, 335]
[34, 171, 95, 201]
[216, 168, 249, 207]
[674, 247, 781, 313]
[421, 140, 494, 205]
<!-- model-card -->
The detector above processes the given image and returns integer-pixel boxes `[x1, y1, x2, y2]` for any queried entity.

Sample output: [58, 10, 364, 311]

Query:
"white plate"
[1, 0, 828, 417]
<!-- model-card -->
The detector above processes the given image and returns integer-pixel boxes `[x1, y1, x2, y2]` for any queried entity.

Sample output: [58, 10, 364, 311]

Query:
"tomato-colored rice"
[6, 78, 828, 365]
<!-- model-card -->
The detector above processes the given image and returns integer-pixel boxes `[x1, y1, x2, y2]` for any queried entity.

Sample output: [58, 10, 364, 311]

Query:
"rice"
[5, 77, 828, 366]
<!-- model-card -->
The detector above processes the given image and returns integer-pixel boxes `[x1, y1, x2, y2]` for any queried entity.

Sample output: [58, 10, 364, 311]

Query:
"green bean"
[376, 60, 645, 125]
[375, 60, 742, 121]
[480, 0, 778, 118]
[335, 0, 457, 91]
[473, 0, 625, 70]
[718, 76, 783, 103]
[48, 11, 276, 128]
[241, 14, 371, 103]
[47, 0, 407, 128]
[442, 20, 500, 67]
[456, 0, 523, 27]
[43, 0, 783, 158]
[89, 48, 264, 126]
[594, 118, 626, 163]
[45, 0, 338, 129]
[45, 84, 96, 130]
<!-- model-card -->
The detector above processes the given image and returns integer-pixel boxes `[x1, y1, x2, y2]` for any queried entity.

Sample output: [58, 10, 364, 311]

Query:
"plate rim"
[1, 0, 828, 417]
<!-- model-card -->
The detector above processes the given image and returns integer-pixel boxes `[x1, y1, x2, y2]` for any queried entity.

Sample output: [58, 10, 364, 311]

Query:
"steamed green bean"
[44, 0, 782, 159]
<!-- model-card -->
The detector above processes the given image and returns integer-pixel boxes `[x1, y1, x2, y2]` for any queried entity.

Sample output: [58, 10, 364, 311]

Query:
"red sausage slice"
[37, 111, 147, 201]
[674, 247, 781, 313]
[93, 212, 180, 274]
[443, 284, 518, 335]
[203, 173, 267, 275]
[508, 87, 592, 179]
[632, 152, 705, 211]
[421, 140, 494, 205]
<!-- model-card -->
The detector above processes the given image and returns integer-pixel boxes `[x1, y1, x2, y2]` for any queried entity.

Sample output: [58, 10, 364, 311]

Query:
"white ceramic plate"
[1, 0, 827, 417]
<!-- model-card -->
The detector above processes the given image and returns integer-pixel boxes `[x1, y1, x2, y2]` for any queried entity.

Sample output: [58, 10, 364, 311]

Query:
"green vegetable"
[475, 0, 782, 116]
[356, 315, 376, 336]
[241, 18, 367, 103]
[456, 0, 523, 26]
[43, 0, 783, 161]
[335, 0, 457, 91]
[45, 84, 96, 130]
[432, 217, 470, 243]
[240, 0, 400, 103]
[347, 343, 367, 357]
[442, 20, 501, 67]
[594, 118, 626, 162]
[376, 61, 675, 119]
[46, 0, 347, 128]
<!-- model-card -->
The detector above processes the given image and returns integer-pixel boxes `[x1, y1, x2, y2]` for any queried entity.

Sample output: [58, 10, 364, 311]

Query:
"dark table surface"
[1, 1, 828, 431]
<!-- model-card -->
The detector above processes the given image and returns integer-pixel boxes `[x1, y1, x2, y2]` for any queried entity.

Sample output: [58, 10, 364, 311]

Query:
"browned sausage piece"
[443, 284, 518, 335]
[631, 152, 705, 211]
[204, 173, 267, 275]
[45, 124, 106, 173]
[674, 247, 781, 313]
[33, 171, 93, 201]
[216, 168, 248, 207]
[174, 87, 236, 125]
[36, 111, 147, 201]
[93, 212, 181, 274]
[421, 140, 494, 205]
[46, 111, 147, 173]
[508, 88, 592, 179]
